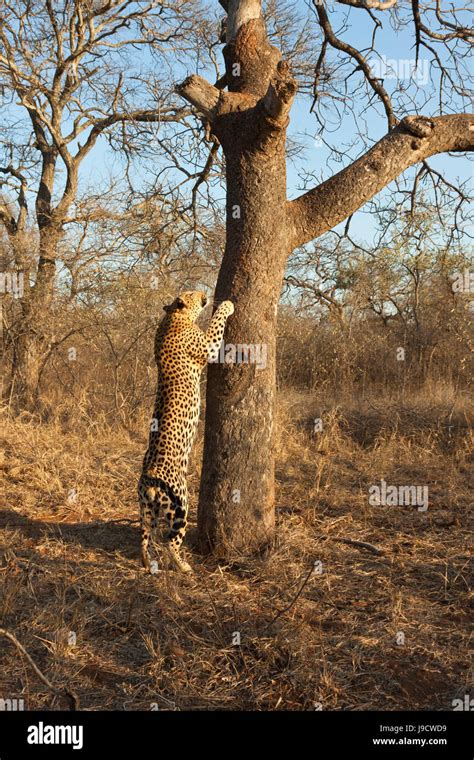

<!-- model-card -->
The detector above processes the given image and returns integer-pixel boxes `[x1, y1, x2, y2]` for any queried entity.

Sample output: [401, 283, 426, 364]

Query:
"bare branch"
[289, 114, 474, 249]
[175, 76, 222, 121]
[0, 627, 79, 710]
[312, 2, 396, 129]
[411, 0, 472, 43]
[334, 537, 385, 555]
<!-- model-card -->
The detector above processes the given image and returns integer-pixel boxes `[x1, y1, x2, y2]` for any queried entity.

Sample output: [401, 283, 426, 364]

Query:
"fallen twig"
[334, 537, 384, 556]
[261, 564, 315, 633]
[0, 627, 80, 710]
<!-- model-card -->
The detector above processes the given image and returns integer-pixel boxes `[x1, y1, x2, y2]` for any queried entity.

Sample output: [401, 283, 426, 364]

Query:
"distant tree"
[0, 0, 196, 409]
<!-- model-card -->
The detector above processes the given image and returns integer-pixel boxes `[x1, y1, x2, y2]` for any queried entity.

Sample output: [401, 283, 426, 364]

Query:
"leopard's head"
[163, 290, 208, 322]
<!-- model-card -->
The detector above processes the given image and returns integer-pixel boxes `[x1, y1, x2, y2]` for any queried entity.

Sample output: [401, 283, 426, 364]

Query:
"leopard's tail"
[141, 474, 187, 541]
[142, 475, 183, 508]
[139, 474, 190, 572]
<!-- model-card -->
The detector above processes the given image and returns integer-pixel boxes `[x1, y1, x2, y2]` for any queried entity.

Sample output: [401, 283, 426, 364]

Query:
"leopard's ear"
[163, 303, 173, 313]
[176, 297, 186, 309]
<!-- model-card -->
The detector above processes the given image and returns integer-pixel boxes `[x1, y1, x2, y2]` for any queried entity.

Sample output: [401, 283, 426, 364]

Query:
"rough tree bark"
[176, 0, 474, 558]
[178, 0, 298, 555]
[9, 152, 64, 410]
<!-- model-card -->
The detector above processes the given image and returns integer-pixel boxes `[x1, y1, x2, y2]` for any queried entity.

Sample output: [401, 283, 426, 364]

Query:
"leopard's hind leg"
[139, 484, 162, 573]
[165, 488, 192, 573]
[139, 499, 153, 572]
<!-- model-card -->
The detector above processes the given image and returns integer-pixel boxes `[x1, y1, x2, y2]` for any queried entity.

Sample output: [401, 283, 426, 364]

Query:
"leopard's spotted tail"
[138, 475, 191, 573]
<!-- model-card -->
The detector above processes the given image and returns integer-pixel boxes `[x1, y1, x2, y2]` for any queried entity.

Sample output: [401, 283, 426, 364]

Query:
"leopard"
[138, 290, 234, 573]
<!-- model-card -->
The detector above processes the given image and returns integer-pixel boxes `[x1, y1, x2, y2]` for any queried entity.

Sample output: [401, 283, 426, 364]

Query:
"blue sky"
[75, 0, 472, 245]
[3, 0, 472, 247]
[285, 1, 472, 195]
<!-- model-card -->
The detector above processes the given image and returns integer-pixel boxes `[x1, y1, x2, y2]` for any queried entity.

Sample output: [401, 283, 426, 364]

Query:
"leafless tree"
[175, 0, 473, 557]
[0, 0, 197, 409]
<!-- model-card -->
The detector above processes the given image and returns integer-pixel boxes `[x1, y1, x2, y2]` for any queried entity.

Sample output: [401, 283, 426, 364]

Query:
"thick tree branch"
[226, 0, 262, 43]
[222, 0, 280, 97]
[175, 76, 222, 121]
[288, 114, 474, 250]
[0, 203, 17, 237]
[0, 165, 28, 230]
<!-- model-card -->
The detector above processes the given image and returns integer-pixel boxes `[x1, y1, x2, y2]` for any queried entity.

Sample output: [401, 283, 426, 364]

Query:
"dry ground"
[1, 389, 472, 710]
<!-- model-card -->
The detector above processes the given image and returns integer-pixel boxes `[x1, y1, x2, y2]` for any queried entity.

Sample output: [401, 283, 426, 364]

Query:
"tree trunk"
[9, 224, 59, 411]
[198, 116, 289, 555]
[9, 325, 41, 411]
[195, 1, 296, 556]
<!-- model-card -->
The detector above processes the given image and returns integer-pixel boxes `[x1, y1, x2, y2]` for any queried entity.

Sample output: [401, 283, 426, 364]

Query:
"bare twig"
[0, 627, 80, 710]
[334, 537, 384, 556]
[261, 564, 315, 633]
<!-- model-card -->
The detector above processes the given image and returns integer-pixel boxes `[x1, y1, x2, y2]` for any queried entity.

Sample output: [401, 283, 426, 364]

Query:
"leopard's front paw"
[222, 300, 234, 316]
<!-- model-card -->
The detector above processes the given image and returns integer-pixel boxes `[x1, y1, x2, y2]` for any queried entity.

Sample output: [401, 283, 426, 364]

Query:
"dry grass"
[1, 390, 472, 711]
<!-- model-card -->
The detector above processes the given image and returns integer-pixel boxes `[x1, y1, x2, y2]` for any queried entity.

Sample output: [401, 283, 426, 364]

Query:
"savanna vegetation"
[1, 0, 472, 711]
